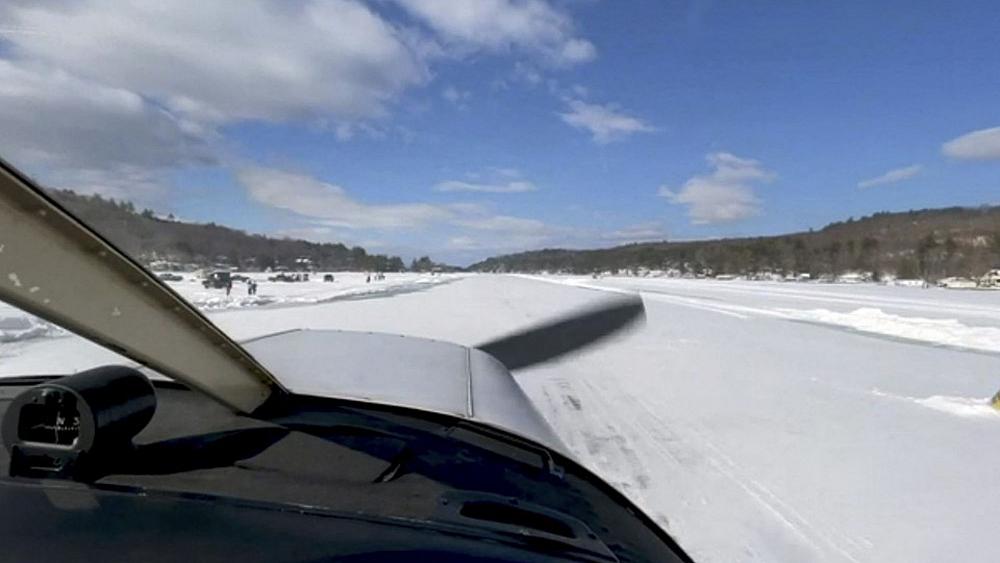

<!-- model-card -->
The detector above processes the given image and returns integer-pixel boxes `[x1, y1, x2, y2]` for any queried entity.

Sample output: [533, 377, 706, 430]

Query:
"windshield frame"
[0, 158, 284, 413]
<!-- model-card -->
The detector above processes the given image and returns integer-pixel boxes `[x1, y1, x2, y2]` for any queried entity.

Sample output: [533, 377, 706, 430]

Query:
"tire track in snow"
[535, 375, 666, 526]
[540, 367, 859, 562]
[630, 393, 868, 563]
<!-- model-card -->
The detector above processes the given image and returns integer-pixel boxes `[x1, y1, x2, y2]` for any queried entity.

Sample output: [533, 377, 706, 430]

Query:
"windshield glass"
[2, 2, 1000, 561]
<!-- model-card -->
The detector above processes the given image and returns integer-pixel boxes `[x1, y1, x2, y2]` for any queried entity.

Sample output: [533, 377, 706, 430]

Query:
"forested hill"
[49, 189, 408, 271]
[470, 206, 1000, 280]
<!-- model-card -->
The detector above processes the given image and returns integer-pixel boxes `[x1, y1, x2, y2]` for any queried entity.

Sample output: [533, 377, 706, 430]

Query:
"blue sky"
[1, 1, 998, 265]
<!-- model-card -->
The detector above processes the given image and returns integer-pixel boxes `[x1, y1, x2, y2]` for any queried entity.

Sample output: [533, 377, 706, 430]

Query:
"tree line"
[470, 206, 1000, 280]
[49, 188, 1000, 279]
[49, 189, 408, 272]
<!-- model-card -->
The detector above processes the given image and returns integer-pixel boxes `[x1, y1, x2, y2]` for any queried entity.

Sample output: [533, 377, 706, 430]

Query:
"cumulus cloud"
[434, 167, 538, 193]
[238, 166, 558, 253]
[492, 167, 521, 178]
[237, 165, 616, 259]
[0, 61, 212, 170]
[239, 167, 452, 229]
[3, 0, 429, 125]
[0, 0, 440, 203]
[857, 164, 922, 189]
[273, 226, 387, 251]
[442, 85, 471, 107]
[559, 99, 653, 143]
[44, 166, 180, 204]
[659, 153, 773, 224]
[511, 61, 544, 86]
[434, 180, 536, 193]
[942, 126, 1000, 160]
[394, 0, 595, 66]
[0, 60, 216, 203]
[603, 223, 668, 242]
[447, 236, 483, 250]
[453, 214, 549, 232]
[445, 214, 562, 254]
[0, 0, 599, 208]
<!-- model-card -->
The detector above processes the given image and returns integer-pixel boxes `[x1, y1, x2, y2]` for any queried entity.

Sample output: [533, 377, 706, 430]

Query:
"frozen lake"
[2, 273, 999, 562]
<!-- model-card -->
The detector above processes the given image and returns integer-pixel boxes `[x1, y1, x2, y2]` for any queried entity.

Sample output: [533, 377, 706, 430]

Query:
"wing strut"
[0, 159, 284, 413]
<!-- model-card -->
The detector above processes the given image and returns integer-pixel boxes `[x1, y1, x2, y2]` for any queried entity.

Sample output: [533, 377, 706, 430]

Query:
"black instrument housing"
[2, 366, 155, 480]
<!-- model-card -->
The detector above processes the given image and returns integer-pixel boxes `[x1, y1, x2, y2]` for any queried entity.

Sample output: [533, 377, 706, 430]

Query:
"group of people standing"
[222, 279, 258, 297]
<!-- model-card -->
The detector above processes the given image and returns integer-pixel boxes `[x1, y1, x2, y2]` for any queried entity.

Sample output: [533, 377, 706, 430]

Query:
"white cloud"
[0, 0, 436, 203]
[434, 180, 537, 193]
[447, 202, 491, 215]
[0, 0, 599, 208]
[442, 86, 470, 104]
[273, 226, 389, 251]
[3, 0, 430, 125]
[394, 0, 595, 66]
[559, 99, 653, 143]
[238, 166, 558, 254]
[234, 165, 577, 262]
[447, 236, 482, 250]
[278, 226, 334, 236]
[446, 220, 671, 261]
[857, 164, 922, 189]
[441, 85, 471, 109]
[0, 61, 212, 171]
[44, 166, 175, 204]
[492, 167, 521, 178]
[332, 121, 390, 142]
[559, 38, 597, 65]
[512, 61, 544, 86]
[238, 165, 615, 259]
[0, 60, 215, 203]
[454, 214, 549, 233]
[434, 167, 537, 193]
[942, 126, 1000, 160]
[445, 214, 562, 255]
[239, 167, 451, 229]
[603, 223, 668, 242]
[659, 152, 773, 224]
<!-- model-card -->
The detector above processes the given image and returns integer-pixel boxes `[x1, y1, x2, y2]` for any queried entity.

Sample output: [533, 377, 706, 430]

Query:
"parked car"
[937, 277, 977, 289]
[269, 273, 308, 282]
[323, 274, 335, 282]
[980, 269, 1000, 288]
[158, 273, 183, 282]
[201, 271, 232, 289]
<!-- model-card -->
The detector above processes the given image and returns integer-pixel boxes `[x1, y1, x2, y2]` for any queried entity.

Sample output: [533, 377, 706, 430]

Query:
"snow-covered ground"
[0, 272, 454, 339]
[526, 275, 1000, 353]
[164, 271, 458, 311]
[0, 272, 458, 372]
[2, 273, 1000, 562]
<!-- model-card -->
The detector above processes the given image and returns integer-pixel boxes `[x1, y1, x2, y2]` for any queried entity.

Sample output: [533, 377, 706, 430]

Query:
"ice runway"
[507, 276, 1000, 562]
[3, 273, 999, 562]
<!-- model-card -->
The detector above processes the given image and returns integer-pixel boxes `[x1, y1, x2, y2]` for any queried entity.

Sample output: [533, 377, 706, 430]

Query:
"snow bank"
[780, 307, 1000, 354]
[0, 274, 460, 347]
[915, 395, 1000, 418]
[872, 389, 1000, 419]
[170, 273, 459, 312]
[0, 315, 65, 343]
